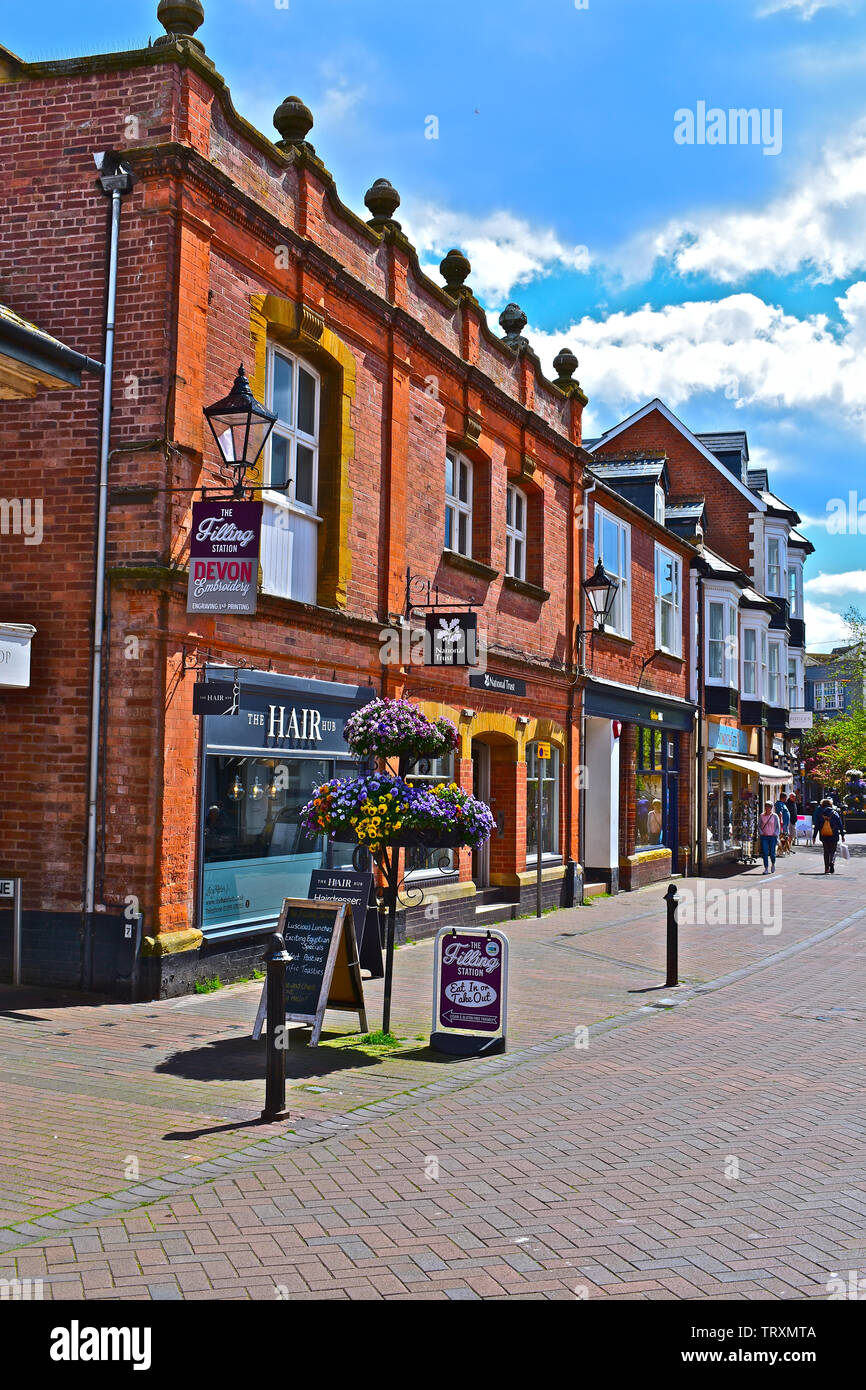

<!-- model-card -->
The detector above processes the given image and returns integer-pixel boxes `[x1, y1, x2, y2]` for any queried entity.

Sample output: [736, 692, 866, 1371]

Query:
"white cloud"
[625, 119, 866, 286]
[404, 204, 590, 302]
[759, 0, 859, 16]
[805, 569, 866, 594]
[521, 283, 866, 436]
[805, 599, 852, 646]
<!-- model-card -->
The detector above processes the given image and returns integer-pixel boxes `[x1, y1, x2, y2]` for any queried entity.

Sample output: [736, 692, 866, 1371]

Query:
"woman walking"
[759, 802, 781, 875]
[813, 797, 845, 874]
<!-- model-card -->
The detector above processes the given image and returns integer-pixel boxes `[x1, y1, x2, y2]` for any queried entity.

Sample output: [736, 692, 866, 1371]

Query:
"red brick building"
[0, 6, 696, 996]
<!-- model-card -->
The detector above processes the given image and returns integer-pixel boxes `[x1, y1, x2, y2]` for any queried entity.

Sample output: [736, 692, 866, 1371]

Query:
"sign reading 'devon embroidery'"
[187, 500, 262, 616]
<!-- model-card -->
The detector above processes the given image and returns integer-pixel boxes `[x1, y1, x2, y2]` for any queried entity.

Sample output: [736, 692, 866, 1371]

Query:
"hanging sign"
[424, 611, 478, 666]
[187, 500, 262, 616]
[251, 898, 367, 1046]
[308, 868, 384, 979]
[430, 927, 509, 1055]
[192, 681, 238, 716]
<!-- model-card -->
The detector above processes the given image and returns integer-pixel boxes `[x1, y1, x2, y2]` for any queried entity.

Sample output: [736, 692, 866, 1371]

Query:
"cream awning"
[711, 753, 792, 784]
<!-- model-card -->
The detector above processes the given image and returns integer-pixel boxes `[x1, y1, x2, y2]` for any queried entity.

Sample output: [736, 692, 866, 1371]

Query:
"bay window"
[767, 536, 785, 596]
[743, 628, 758, 697]
[768, 640, 783, 705]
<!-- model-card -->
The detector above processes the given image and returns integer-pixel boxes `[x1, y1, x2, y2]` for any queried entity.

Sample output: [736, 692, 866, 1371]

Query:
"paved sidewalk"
[0, 842, 862, 1250]
[1, 841, 864, 1299]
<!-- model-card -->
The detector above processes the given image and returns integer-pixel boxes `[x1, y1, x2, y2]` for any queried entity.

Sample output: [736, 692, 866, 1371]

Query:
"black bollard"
[262, 932, 291, 1121]
[664, 883, 679, 987]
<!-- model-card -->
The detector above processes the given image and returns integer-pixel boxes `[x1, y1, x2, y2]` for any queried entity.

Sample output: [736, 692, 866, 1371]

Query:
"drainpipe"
[577, 478, 596, 887]
[84, 153, 134, 941]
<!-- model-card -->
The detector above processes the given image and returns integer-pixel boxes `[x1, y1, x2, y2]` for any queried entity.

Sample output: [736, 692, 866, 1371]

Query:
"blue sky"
[6, 0, 866, 646]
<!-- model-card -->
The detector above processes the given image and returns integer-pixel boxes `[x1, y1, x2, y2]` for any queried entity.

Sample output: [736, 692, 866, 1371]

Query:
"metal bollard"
[664, 883, 679, 987]
[261, 932, 291, 1122]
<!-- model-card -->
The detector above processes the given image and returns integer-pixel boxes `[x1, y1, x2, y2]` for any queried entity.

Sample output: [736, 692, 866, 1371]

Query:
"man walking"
[813, 797, 845, 874]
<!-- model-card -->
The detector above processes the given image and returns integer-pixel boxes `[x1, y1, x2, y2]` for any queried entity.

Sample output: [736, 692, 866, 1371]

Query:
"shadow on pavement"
[155, 1032, 383, 1083]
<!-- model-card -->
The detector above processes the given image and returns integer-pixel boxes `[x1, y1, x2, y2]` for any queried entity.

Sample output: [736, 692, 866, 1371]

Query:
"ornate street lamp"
[203, 364, 277, 497]
[583, 560, 620, 632]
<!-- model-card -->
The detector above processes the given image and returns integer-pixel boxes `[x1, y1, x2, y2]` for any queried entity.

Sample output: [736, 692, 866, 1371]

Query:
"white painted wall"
[585, 716, 620, 870]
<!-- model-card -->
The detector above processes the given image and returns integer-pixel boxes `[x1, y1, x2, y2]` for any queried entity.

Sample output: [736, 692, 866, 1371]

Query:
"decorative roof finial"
[553, 346, 579, 387]
[273, 95, 315, 151]
[440, 247, 472, 297]
[155, 0, 205, 50]
[499, 302, 528, 350]
[364, 178, 401, 231]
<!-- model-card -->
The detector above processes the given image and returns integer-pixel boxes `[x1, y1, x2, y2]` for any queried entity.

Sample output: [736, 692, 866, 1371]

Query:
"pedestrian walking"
[759, 802, 781, 875]
[813, 797, 845, 874]
[775, 796, 791, 854]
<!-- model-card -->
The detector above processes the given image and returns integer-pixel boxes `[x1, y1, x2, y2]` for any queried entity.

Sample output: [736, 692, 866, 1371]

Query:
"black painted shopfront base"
[430, 1031, 506, 1056]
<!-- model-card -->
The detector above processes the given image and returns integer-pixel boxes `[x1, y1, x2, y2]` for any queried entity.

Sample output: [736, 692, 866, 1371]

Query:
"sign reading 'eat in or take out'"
[186, 500, 262, 616]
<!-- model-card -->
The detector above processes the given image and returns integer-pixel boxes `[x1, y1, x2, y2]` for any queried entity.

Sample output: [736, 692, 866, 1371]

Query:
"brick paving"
[1, 840, 865, 1299]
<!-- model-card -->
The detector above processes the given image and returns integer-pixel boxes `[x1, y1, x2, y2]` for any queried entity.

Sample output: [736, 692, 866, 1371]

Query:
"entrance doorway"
[471, 741, 490, 890]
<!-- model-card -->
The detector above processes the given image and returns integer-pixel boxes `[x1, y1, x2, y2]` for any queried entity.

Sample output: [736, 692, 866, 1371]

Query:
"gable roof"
[588, 399, 767, 511]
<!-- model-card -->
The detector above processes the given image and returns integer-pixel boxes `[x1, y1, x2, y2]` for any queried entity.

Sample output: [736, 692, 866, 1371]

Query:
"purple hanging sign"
[187, 500, 262, 616]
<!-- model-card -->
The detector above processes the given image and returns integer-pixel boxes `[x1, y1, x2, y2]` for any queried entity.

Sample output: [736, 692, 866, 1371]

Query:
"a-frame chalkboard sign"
[252, 898, 368, 1046]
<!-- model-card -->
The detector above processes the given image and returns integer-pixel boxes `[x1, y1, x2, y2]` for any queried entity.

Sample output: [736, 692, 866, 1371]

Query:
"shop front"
[583, 680, 695, 893]
[703, 721, 793, 869]
[198, 667, 375, 939]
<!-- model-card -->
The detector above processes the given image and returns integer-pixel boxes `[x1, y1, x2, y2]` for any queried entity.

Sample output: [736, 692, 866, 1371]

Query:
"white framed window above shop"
[654, 544, 682, 656]
[766, 536, 786, 597]
[505, 482, 527, 580]
[742, 627, 758, 697]
[593, 506, 631, 639]
[654, 484, 666, 525]
[707, 597, 737, 686]
[761, 630, 768, 698]
[265, 345, 320, 509]
[260, 345, 322, 604]
[768, 639, 783, 705]
[788, 560, 803, 619]
[445, 450, 473, 558]
[526, 742, 560, 859]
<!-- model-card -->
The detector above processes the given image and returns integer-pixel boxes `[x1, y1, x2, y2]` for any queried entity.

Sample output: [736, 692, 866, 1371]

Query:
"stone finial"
[273, 95, 314, 150]
[440, 247, 472, 296]
[553, 346, 579, 387]
[155, 0, 205, 48]
[499, 302, 528, 349]
[364, 178, 401, 230]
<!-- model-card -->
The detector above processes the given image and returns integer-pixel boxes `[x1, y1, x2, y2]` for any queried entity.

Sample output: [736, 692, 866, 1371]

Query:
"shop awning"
[711, 754, 792, 784]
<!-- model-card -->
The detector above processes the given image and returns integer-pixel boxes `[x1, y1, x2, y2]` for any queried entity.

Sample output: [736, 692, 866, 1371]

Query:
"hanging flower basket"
[300, 770, 494, 854]
[344, 697, 459, 762]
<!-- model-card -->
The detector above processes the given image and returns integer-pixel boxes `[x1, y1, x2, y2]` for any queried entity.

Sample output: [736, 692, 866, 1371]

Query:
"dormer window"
[654, 484, 666, 525]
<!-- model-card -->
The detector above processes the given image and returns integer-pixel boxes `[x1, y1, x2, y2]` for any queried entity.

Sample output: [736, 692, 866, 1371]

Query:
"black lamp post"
[575, 561, 620, 668]
[203, 364, 277, 498]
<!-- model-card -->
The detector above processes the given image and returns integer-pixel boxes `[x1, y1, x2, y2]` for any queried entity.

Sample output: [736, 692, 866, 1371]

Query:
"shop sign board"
[708, 724, 749, 754]
[0, 624, 36, 689]
[424, 611, 479, 666]
[430, 927, 508, 1055]
[788, 710, 813, 730]
[469, 671, 527, 698]
[308, 868, 384, 978]
[251, 898, 367, 1046]
[187, 500, 262, 616]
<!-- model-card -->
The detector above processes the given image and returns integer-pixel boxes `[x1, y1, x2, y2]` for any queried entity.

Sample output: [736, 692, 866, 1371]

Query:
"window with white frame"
[788, 563, 802, 618]
[707, 598, 737, 684]
[505, 482, 527, 580]
[654, 485, 666, 525]
[445, 450, 473, 557]
[265, 345, 319, 507]
[761, 631, 768, 698]
[766, 536, 785, 596]
[768, 640, 783, 705]
[526, 743, 560, 858]
[813, 680, 844, 711]
[654, 544, 682, 656]
[594, 506, 631, 638]
[743, 628, 758, 697]
[260, 345, 321, 603]
[788, 658, 798, 708]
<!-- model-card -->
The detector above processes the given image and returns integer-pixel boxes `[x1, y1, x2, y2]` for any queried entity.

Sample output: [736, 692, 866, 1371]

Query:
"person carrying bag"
[759, 803, 781, 875]
[813, 797, 845, 874]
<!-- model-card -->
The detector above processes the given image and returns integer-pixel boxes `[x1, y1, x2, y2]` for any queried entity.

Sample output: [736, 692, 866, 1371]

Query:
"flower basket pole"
[377, 749, 423, 1036]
